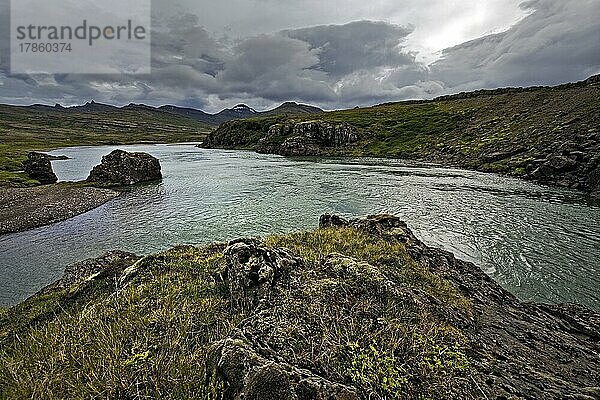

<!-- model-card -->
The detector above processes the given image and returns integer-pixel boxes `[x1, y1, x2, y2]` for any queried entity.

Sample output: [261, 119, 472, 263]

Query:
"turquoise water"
[1, 143, 599, 309]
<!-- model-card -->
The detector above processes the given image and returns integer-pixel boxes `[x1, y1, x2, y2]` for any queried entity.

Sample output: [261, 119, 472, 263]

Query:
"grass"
[0, 105, 212, 187]
[208, 80, 600, 178]
[1, 226, 478, 399]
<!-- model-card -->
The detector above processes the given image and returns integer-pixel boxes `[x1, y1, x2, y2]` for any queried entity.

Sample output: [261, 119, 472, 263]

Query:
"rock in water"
[87, 150, 162, 185]
[22, 152, 58, 184]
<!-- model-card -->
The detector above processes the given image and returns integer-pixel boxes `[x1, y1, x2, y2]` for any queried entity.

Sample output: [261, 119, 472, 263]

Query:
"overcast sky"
[0, 0, 598, 111]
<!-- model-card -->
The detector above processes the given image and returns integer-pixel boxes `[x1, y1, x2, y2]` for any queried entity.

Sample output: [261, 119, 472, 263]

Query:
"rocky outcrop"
[86, 150, 162, 185]
[40, 251, 140, 294]
[199, 76, 600, 197]
[257, 121, 359, 156]
[194, 214, 596, 398]
[206, 238, 359, 400]
[198, 214, 600, 399]
[524, 132, 600, 193]
[320, 214, 600, 400]
[22, 152, 58, 184]
[3, 213, 599, 398]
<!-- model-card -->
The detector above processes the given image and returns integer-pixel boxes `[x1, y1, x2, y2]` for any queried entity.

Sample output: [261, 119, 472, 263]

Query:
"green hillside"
[204, 76, 600, 195]
[0, 105, 211, 186]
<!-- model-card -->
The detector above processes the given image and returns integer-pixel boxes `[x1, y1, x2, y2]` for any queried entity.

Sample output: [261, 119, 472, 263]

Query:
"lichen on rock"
[257, 120, 359, 156]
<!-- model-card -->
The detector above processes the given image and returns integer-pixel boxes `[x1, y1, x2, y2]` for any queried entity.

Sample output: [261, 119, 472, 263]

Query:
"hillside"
[0, 105, 211, 186]
[202, 76, 600, 196]
[1, 214, 597, 399]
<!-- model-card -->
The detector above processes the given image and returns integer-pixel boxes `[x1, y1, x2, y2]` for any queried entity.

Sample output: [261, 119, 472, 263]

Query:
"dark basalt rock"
[530, 155, 578, 181]
[86, 150, 162, 185]
[204, 213, 600, 398]
[22, 152, 58, 184]
[207, 338, 359, 400]
[223, 238, 302, 311]
[257, 121, 359, 156]
[319, 214, 600, 400]
[206, 238, 358, 400]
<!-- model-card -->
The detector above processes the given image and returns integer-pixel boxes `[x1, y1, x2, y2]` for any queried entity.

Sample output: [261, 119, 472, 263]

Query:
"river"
[1, 143, 598, 309]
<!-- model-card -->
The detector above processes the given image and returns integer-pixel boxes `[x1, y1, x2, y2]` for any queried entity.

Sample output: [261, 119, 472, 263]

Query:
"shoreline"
[4, 144, 598, 237]
[0, 183, 120, 235]
[204, 145, 600, 199]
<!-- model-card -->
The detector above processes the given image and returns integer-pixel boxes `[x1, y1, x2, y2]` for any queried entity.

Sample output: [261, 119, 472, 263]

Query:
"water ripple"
[0, 143, 598, 309]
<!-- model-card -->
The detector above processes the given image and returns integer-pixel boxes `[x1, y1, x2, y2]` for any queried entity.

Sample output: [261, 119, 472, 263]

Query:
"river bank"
[0, 183, 120, 235]
[2, 144, 598, 310]
[201, 75, 600, 197]
[1, 214, 598, 399]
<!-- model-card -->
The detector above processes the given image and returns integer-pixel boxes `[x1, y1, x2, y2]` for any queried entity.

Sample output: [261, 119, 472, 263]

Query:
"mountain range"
[23, 101, 324, 127]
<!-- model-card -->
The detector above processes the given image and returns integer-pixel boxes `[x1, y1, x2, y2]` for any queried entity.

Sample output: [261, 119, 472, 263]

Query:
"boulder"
[22, 152, 58, 184]
[530, 155, 578, 181]
[86, 150, 162, 185]
[546, 155, 578, 171]
[206, 338, 359, 400]
[205, 238, 358, 400]
[223, 238, 302, 311]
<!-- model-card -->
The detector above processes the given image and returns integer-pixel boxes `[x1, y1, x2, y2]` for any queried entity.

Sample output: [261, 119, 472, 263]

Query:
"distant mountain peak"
[231, 104, 257, 113]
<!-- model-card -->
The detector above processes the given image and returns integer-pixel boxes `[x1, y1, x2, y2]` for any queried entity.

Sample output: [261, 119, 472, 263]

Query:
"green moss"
[1, 227, 477, 398]
[346, 341, 409, 397]
[0, 170, 40, 187]
[0, 245, 236, 398]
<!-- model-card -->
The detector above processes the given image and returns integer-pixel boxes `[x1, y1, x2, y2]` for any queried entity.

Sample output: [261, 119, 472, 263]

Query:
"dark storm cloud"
[212, 20, 424, 104]
[284, 21, 416, 77]
[216, 34, 335, 102]
[431, 0, 600, 91]
[151, 13, 228, 76]
[0, 0, 598, 110]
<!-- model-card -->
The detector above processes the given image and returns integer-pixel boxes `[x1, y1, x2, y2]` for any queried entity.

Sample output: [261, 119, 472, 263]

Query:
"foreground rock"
[0, 184, 119, 234]
[204, 215, 599, 399]
[22, 152, 58, 184]
[87, 150, 162, 185]
[1, 214, 598, 399]
[320, 214, 600, 399]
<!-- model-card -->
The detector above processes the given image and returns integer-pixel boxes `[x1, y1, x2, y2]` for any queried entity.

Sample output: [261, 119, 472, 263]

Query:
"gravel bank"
[0, 184, 119, 235]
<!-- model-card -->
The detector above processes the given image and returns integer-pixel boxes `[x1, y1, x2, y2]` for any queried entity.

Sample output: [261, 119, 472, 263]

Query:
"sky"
[0, 0, 599, 112]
